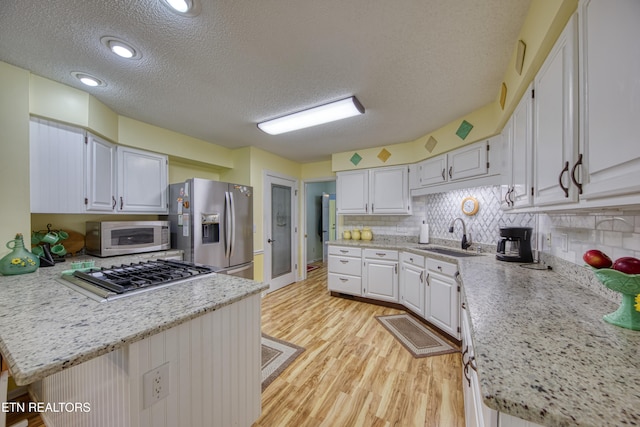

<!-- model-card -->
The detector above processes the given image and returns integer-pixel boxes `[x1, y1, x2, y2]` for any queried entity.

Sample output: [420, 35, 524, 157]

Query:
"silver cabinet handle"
[340, 249, 348, 253]
[376, 253, 386, 257]
[339, 277, 348, 282]
[112, 196, 116, 210]
[340, 260, 349, 264]
[120, 196, 123, 210]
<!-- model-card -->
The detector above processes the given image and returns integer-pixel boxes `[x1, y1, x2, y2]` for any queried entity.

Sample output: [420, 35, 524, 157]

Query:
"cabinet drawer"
[363, 248, 398, 261]
[426, 258, 458, 276]
[328, 255, 362, 276]
[328, 273, 362, 295]
[328, 246, 362, 257]
[400, 252, 425, 268]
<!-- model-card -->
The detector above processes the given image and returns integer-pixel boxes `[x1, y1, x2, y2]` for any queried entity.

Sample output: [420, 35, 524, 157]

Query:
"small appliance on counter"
[496, 227, 533, 263]
[85, 221, 170, 257]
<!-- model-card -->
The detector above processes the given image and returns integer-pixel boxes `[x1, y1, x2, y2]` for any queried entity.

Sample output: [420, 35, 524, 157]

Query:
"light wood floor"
[254, 263, 465, 427]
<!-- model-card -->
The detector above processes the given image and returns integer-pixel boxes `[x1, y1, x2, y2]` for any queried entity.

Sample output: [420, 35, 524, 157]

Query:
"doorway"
[264, 172, 298, 293]
[304, 180, 336, 271]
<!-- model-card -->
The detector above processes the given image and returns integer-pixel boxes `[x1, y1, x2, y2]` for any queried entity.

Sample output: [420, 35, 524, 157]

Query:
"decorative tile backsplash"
[340, 184, 640, 304]
[342, 186, 535, 248]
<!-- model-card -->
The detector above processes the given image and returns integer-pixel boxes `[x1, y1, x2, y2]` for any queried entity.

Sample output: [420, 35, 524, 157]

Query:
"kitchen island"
[0, 252, 268, 427]
[330, 238, 640, 427]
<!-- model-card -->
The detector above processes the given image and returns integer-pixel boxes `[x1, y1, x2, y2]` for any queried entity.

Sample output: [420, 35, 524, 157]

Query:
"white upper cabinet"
[117, 146, 168, 213]
[86, 133, 117, 212]
[532, 13, 579, 206]
[501, 85, 533, 210]
[29, 118, 86, 213]
[416, 155, 448, 186]
[30, 119, 169, 214]
[337, 166, 411, 215]
[369, 166, 411, 215]
[410, 137, 501, 196]
[448, 142, 488, 181]
[578, 0, 640, 201]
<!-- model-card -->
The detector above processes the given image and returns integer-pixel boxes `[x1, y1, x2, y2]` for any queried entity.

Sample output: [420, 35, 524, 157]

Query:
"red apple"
[612, 257, 640, 275]
[583, 249, 613, 269]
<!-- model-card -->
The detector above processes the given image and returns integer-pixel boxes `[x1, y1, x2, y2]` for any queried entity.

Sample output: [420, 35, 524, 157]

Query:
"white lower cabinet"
[362, 249, 399, 302]
[425, 258, 460, 339]
[327, 246, 362, 296]
[399, 252, 425, 317]
[462, 306, 498, 427]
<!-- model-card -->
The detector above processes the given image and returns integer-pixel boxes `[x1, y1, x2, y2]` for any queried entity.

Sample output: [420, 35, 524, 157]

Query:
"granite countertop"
[330, 238, 640, 427]
[0, 252, 268, 386]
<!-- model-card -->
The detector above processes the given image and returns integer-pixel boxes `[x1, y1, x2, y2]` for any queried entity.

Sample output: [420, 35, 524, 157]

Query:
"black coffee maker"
[496, 227, 533, 263]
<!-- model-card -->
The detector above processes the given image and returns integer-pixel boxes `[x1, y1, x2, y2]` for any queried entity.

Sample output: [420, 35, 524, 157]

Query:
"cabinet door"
[449, 141, 488, 181]
[117, 146, 168, 213]
[363, 258, 398, 303]
[500, 116, 514, 210]
[29, 118, 85, 213]
[86, 133, 117, 212]
[336, 170, 368, 214]
[533, 14, 579, 206]
[370, 166, 411, 215]
[426, 272, 459, 338]
[510, 87, 533, 209]
[417, 155, 447, 186]
[579, 0, 640, 200]
[400, 262, 425, 317]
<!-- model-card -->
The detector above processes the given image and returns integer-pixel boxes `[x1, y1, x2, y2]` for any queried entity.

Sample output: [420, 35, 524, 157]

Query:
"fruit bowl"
[592, 268, 640, 331]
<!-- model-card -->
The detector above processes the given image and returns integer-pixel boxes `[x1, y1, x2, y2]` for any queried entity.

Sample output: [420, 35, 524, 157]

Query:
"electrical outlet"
[143, 362, 170, 409]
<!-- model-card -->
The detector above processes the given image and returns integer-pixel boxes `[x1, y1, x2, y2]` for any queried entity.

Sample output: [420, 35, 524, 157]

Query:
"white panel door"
[336, 170, 368, 214]
[533, 14, 579, 206]
[370, 166, 411, 215]
[86, 133, 116, 212]
[117, 146, 168, 213]
[579, 0, 640, 200]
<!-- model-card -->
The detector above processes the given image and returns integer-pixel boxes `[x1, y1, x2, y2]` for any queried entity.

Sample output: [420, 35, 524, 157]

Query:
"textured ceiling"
[0, 0, 531, 163]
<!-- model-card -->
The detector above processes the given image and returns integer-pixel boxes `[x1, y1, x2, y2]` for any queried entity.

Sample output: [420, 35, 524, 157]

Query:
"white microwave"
[85, 221, 171, 257]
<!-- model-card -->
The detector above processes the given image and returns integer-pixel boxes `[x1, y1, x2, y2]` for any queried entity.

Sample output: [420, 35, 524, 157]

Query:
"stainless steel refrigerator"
[169, 178, 254, 279]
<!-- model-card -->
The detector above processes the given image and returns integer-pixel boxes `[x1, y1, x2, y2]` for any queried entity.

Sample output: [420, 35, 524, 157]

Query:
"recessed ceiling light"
[100, 36, 141, 60]
[71, 72, 105, 87]
[160, 0, 200, 16]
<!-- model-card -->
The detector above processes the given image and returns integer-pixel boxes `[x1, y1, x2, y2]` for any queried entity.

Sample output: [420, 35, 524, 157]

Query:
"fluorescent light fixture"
[258, 96, 365, 135]
[71, 72, 105, 87]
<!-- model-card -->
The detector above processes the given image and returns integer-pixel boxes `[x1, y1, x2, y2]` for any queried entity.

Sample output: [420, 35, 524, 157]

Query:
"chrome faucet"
[449, 217, 472, 250]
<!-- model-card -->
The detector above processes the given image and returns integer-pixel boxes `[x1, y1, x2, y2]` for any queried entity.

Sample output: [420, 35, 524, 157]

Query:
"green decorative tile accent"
[456, 120, 473, 140]
[350, 152, 362, 166]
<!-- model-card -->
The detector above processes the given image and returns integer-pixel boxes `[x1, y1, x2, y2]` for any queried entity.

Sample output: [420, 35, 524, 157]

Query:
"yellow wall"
[301, 160, 335, 180]
[331, 0, 579, 172]
[0, 62, 31, 256]
[169, 158, 222, 184]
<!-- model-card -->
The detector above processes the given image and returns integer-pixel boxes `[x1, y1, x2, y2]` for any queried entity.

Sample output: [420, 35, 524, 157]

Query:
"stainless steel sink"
[414, 246, 478, 257]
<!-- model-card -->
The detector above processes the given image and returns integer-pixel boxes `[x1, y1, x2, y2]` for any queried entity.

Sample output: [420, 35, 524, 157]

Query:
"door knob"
[267, 238, 275, 243]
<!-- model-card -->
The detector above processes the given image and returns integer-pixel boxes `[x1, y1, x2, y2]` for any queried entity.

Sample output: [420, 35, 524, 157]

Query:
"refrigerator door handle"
[224, 191, 232, 259]
[229, 191, 236, 259]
